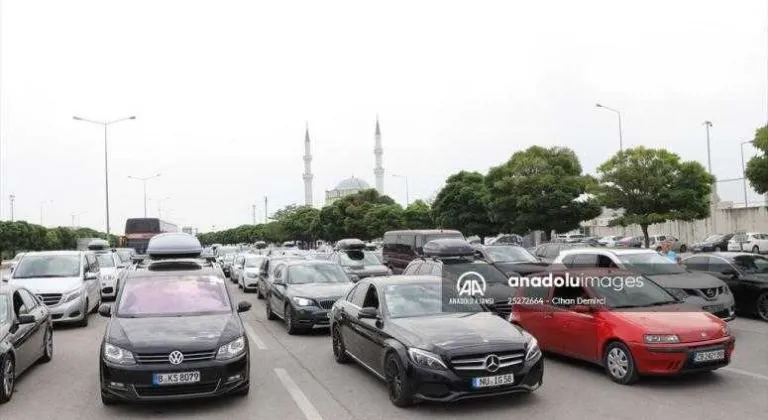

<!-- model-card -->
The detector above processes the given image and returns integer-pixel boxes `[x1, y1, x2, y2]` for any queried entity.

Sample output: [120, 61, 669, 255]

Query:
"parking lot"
[4, 279, 768, 420]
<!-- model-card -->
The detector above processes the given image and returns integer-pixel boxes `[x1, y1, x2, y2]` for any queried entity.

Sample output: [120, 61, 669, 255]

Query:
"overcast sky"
[1, 0, 768, 234]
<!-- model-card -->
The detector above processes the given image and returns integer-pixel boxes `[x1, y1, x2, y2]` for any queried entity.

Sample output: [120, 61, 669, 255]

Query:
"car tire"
[256, 284, 264, 300]
[284, 304, 302, 335]
[679, 245, 687, 253]
[603, 341, 639, 385]
[266, 299, 277, 320]
[755, 292, 768, 322]
[0, 355, 15, 404]
[384, 353, 413, 407]
[753, 246, 760, 254]
[91, 297, 101, 314]
[39, 328, 53, 363]
[78, 300, 90, 327]
[332, 326, 350, 364]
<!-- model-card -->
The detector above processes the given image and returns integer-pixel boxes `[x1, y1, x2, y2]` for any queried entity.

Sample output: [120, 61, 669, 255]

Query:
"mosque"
[302, 118, 384, 206]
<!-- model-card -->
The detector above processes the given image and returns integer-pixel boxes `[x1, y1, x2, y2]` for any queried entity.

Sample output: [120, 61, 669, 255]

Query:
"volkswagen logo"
[484, 355, 500, 373]
[705, 288, 717, 298]
[168, 350, 184, 365]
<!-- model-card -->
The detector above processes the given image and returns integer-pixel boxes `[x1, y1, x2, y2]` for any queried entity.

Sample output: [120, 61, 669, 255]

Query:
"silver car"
[238, 255, 266, 292]
[94, 251, 125, 300]
[3, 251, 101, 326]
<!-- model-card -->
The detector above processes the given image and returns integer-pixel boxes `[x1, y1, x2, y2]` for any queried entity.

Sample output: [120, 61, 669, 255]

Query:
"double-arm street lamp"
[128, 173, 161, 217]
[73, 115, 136, 237]
[595, 103, 624, 151]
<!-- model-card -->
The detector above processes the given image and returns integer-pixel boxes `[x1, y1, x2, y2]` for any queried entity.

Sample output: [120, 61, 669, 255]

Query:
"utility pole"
[252, 204, 257, 225]
[264, 196, 268, 223]
[8, 195, 14, 221]
[704, 121, 716, 234]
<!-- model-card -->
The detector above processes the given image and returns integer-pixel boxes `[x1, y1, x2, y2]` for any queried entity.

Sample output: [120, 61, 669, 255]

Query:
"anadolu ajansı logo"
[452, 271, 494, 305]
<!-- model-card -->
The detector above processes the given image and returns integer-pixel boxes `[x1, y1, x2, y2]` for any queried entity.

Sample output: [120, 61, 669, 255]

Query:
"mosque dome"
[334, 177, 370, 191]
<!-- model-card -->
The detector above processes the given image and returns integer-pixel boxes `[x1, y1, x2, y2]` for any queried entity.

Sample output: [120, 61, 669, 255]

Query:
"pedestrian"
[660, 240, 678, 263]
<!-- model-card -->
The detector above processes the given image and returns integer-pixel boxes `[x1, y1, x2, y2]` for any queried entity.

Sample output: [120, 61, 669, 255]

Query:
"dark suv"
[382, 229, 464, 274]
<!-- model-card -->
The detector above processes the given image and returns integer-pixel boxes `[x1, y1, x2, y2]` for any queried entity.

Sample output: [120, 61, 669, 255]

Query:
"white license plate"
[693, 349, 725, 363]
[152, 371, 201, 385]
[471, 374, 514, 388]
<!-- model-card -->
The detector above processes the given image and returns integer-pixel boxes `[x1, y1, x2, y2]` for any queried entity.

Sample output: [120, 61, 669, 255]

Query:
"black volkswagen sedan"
[98, 270, 252, 404]
[265, 260, 352, 334]
[330, 275, 543, 407]
[0, 285, 54, 403]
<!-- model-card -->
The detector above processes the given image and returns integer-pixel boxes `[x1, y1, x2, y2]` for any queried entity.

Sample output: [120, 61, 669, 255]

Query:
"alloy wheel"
[607, 348, 629, 379]
[2, 358, 14, 398]
[385, 358, 403, 401]
[757, 293, 768, 321]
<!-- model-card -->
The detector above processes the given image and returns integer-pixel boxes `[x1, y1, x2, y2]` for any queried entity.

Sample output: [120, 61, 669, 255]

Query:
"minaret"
[374, 116, 384, 193]
[303, 123, 313, 206]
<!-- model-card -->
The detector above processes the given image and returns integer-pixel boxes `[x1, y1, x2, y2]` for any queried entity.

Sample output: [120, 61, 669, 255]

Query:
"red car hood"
[612, 307, 726, 343]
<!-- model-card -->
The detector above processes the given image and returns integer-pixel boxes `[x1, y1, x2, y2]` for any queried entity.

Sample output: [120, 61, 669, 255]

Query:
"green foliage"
[281, 206, 321, 243]
[746, 126, 768, 194]
[0, 221, 114, 259]
[363, 204, 406, 239]
[403, 200, 434, 229]
[432, 171, 496, 239]
[485, 146, 601, 234]
[596, 146, 714, 246]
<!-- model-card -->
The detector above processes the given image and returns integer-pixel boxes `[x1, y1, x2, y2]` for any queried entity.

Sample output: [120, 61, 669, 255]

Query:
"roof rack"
[336, 238, 366, 251]
[423, 238, 475, 258]
[146, 233, 202, 259]
[87, 239, 110, 251]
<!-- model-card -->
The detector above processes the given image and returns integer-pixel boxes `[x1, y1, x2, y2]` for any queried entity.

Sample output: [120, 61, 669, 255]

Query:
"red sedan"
[510, 268, 735, 384]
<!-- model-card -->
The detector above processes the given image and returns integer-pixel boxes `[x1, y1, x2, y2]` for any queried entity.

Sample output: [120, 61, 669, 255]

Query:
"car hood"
[288, 283, 350, 299]
[389, 312, 527, 352]
[493, 262, 549, 276]
[613, 309, 727, 343]
[645, 272, 724, 288]
[8, 277, 82, 294]
[107, 313, 241, 352]
[346, 265, 390, 276]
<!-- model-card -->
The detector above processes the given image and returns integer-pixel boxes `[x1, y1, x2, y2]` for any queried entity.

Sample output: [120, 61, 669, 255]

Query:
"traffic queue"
[0, 230, 752, 407]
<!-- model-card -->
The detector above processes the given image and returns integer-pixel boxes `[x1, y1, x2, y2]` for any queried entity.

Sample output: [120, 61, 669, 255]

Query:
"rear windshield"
[96, 254, 115, 268]
[125, 219, 160, 233]
[424, 232, 464, 243]
[117, 275, 231, 317]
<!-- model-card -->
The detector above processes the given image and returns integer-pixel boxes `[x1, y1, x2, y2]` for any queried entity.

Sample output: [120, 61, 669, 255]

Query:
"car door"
[18, 289, 46, 360]
[354, 285, 386, 371]
[270, 265, 288, 318]
[512, 284, 552, 344]
[548, 284, 599, 360]
[341, 282, 370, 359]
[84, 255, 99, 309]
[9, 291, 35, 371]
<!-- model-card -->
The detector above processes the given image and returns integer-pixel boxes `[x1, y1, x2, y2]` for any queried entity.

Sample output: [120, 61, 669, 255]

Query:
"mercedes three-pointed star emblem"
[484, 355, 500, 373]
[168, 350, 184, 365]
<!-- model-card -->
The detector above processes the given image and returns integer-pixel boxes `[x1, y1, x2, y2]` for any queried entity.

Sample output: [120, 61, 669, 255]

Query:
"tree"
[282, 206, 321, 245]
[403, 200, 434, 229]
[486, 146, 601, 236]
[432, 171, 497, 241]
[271, 204, 301, 222]
[315, 189, 398, 241]
[596, 147, 714, 247]
[746, 126, 768, 194]
[363, 204, 406, 239]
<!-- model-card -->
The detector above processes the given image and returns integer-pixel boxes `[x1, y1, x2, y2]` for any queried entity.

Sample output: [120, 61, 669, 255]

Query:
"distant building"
[182, 226, 196, 236]
[325, 177, 371, 205]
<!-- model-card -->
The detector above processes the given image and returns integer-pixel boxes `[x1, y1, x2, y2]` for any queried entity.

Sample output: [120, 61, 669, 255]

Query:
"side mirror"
[237, 301, 252, 313]
[273, 278, 284, 286]
[349, 274, 360, 283]
[85, 272, 98, 281]
[358, 307, 379, 319]
[98, 304, 112, 317]
[18, 314, 36, 324]
[572, 304, 592, 314]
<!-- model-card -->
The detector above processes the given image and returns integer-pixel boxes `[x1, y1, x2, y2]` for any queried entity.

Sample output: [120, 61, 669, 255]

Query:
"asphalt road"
[4, 280, 768, 420]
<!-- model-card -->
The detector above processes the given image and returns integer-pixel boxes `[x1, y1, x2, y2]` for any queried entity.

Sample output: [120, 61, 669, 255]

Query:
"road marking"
[722, 367, 768, 382]
[244, 322, 267, 350]
[274, 368, 324, 420]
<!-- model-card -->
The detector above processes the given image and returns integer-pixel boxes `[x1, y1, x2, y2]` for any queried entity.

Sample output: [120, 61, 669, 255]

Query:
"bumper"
[101, 280, 117, 298]
[100, 353, 249, 402]
[698, 300, 737, 321]
[243, 277, 259, 290]
[294, 307, 332, 328]
[628, 337, 735, 375]
[410, 355, 543, 402]
[49, 295, 87, 323]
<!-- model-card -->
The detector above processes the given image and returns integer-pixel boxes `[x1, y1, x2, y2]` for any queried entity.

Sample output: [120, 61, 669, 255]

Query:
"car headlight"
[644, 334, 680, 343]
[62, 288, 83, 303]
[292, 297, 315, 306]
[103, 343, 136, 365]
[216, 336, 246, 360]
[525, 337, 541, 361]
[246, 272, 258, 278]
[407, 348, 447, 370]
[666, 288, 689, 301]
[722, 326, 730, 336]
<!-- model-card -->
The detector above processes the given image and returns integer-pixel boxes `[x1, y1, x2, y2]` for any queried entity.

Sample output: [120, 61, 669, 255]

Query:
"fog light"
[109, 382, 126, 389]
[227, 374, 242, 382]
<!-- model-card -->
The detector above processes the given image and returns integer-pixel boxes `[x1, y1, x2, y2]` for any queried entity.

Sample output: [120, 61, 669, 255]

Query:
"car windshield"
[590, 277, 677, 308]
[13, 255, 81, 278]
[441, 261, 511, 284]
[703, 235, 723, 242]
[116, 250, 133, 262]
[383, 282, 484, 318]
[424, 233, 464, 243]
[339, 250, 380, 266]
[96, 254, 115, 268]
[287, 264, 349, 284]
[117, 275, 231, 317]
[245, 257, 265, 268]
[0, 295, 8, 324]
[732, 255, 768, 274]
[485, 246, 538, 263]
[617, 253, 686, 275]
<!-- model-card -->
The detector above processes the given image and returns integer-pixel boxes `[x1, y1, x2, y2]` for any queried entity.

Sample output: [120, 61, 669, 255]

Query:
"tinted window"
[383, 281, 483, 318]
[561, 254, 575, 267]
[682, 256, 710, 271]
[423, 232, 464, 243]
[13, 255, 81, 278]
[571, 254, 598, 268]
[287, 264, 349, 284]
[442, 262, 509, 284]
[617, 253, 686, 275]
[19, 289, 39, 309]
[350, 283, 369, 307]
[345, 284, 359, 301]
[12, 292, 29, 315]
[117, 275, 231, 317]
[125, 218, 160, 234]
[731, 255, 768, 274]
[708, 257, 732, 273]
[551, 285, 589, 307]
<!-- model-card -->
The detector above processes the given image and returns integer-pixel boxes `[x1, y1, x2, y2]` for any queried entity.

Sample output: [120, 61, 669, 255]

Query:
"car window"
[350, 283, 369, 307]
[551, 285, 589, 307]
[19, 289, 39, 310]
[708, 257, 732, 274]
[535, 245, 548, 257]
[571, 254, 598, 268]
[12, 291, 29, 316]
[274, 265, 285, 280]
[544, 245, 560, 259]
[0, 295, 9, 324]
[682, 256, 710, 271]
[13, 254, 82, 278]
[416, 262, 433, 275]
[362, 285, 379, 309]
[345, 284, 359, 301]
[117, 275, 231, 317]
[561, 254, 575, 267]
[596, 255, 618, 268]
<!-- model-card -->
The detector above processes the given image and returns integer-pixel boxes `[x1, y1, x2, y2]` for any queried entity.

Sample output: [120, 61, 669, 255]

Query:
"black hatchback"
[98, 270, 252, 404]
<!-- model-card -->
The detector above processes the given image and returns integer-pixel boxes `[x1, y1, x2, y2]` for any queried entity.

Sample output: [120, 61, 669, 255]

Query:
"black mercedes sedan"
[0, 284, 54, 404]
[265, 260, 352, 334]
[98, 269, 252, 404]
[692, 234, 734, 253]
[330, 275, 543, 407]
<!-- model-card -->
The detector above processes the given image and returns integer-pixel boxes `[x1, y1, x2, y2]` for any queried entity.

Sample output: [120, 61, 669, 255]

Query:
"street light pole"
[73, 115, 136, 237]
[9, 194, 14, 221]
[128, 173, 161, 217]
[596, 103, 623, 151]
[704, 121, 713, 173]
[252, 204, 257, 225]
[391, 174, 409, 206]
[703, 121, 716, 233]
[741, 140, 754, 207]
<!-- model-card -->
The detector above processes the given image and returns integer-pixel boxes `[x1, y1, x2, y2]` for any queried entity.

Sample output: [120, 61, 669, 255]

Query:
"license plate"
[693, 349, 725, 363]
[471, 374, 514, 388]
[152, 371, 201, 385]
[704, 304, 724, 312]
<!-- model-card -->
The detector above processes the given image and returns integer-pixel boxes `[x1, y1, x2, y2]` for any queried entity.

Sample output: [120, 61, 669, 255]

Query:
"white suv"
[728, 232, 768, 253]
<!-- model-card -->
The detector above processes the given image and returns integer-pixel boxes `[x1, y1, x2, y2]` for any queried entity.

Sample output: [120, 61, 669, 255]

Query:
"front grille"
[134, 350, 216, 365]
[134, 380, 219, 397]
[490, 301, 512, 317]
[449, 350, 526, 372]
[37, 293, 62, 306]
[316, 298, 339, 310]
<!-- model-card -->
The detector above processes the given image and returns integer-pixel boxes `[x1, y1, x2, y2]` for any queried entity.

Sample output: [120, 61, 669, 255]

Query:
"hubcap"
[607, 348, 629, 378]
[758, 295, 768, 321]
[386, 359, 402, 399]
[2, 359, 13, 396]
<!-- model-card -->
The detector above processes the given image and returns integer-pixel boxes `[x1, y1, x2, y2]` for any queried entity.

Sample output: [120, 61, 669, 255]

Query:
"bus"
[124, 218, 179, 254]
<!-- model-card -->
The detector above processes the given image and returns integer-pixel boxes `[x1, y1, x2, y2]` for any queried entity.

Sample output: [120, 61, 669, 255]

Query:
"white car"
[94, 251, 125, 300]
[727, 232, 768, 253]
[238, 255, 266, 292]
[597, 235, 624, 247]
